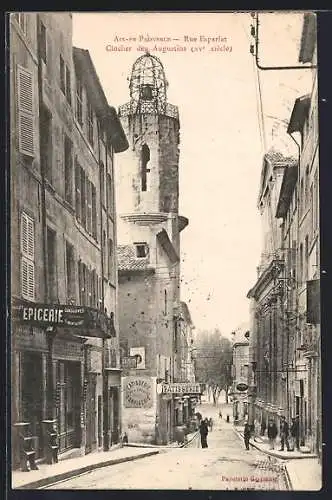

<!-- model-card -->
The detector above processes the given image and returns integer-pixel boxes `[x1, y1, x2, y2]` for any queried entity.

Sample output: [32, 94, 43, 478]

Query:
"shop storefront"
[12, 299, 115, 468]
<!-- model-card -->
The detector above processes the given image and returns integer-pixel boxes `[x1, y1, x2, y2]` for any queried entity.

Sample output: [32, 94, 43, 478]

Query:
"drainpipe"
[288, 132, 301, 425]
[37, 17, 55, 422]
[97, 119, 109, 451]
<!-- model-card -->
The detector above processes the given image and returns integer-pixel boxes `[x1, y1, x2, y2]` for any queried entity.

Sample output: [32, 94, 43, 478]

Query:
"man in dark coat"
[290, 415, 300, 451]
[243, 422, 251, 450]
[279, 416, 291, 451]
[267, 419, 278, 450]
[199, 419, 209, 448]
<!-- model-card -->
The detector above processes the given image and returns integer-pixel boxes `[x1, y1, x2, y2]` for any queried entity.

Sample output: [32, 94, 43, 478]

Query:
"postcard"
[9, 10, 321, 491]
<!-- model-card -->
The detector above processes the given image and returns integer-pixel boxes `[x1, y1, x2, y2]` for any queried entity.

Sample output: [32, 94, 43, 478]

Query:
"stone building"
[116, 53, 194, 444]
[247, 150, 297, 430]
[247, 12, 320, 456]
[10, 12, 128, 467]
[276, 12, 320, 455]
[230, 328, 250, 425]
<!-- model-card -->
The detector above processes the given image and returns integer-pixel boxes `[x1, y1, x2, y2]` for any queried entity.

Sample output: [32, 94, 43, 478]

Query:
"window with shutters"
[47, 227, 57, 302]
[40, 104, 52, 183]
[17, 65, 35, 158]
[38, 20, 47, 63]
[66, 66, 71, 105]
[103, 231, 107, 276]
[87, 98, 94, 146]
[78, 260, 83, 305]
[75, 161, 81, 221]
[86, 179, 92, 235]
[76, 75, 83, 126]
[66, 241, 75, 302]
[92, 184, 97, 240]
[60, 55, 65, 93]
[20, 212, 35, 301]
[64, 135, 73, 204]
[80, 167, 87, 228]
[100, 162, 105, 207]
[107, 173, 113, 214]
[108, 238, 114, 282]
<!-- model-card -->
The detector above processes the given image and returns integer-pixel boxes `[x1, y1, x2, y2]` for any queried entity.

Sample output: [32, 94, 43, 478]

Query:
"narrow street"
[45, 403, 288, 490]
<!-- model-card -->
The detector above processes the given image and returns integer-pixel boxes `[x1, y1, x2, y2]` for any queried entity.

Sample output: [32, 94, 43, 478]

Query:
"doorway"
[56, 360, 81, 452]
[109, 387, 120, 444]
[21, 351, 43, 457]
[85, 374, 97, 453]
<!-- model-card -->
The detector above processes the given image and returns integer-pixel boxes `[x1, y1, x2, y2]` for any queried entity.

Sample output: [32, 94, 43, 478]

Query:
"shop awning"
[11, 298, 116, 339]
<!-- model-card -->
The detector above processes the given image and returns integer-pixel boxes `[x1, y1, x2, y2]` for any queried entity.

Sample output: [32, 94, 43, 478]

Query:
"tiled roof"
[264, 149, 297, 166]
[117, 245, 154, 273]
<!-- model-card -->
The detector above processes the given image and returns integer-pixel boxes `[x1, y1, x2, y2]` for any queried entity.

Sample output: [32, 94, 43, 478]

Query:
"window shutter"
[20, 211, 35, 300]
[75, 161, 81, 221]
[21, 212, 35, 259]
[17, 65, 34, 157]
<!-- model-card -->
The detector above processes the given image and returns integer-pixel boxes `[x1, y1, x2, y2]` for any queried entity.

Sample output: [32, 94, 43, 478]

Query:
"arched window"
[141, 144, 150, 192]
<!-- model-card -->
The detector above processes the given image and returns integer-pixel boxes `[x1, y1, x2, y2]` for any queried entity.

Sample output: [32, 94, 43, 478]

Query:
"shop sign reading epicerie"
[124, 377, 153, 408]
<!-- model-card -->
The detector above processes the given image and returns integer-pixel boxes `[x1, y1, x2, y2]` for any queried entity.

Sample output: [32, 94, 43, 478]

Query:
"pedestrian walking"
[199, 418, 209, 448]
[243, 422, 251, 450]
[290, 415, 300, 451]
[219, 410, 222, 420]
[254, 419, 260, 442]
[267, 419, 278, 450]
[279, 416, 291, 451]
[208, 417, 213, 431]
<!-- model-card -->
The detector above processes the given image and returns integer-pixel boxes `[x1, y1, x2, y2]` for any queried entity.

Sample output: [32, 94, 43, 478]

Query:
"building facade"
[247, 13, 320, 455]
[10, 12, 128, 468]
[231, 329, 250, 425]
[116, 53, 195, 444]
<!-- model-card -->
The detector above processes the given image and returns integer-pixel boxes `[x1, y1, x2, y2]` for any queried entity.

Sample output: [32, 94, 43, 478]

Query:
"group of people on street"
[245, 415, 300, 452]
[267, 415, 300, 451]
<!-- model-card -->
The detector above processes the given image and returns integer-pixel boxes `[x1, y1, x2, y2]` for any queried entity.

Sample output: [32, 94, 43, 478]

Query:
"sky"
[72, 11, 313, 337]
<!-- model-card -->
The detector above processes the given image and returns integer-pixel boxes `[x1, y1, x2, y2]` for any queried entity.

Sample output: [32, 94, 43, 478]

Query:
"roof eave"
[275, 165, 298, 219]
[287, 95, 311, 134]
[299, 13, 317, 64]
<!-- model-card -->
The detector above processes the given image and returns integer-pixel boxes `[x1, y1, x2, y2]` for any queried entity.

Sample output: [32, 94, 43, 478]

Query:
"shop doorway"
[85, 374, 97, 453]
[109, 387, 119, 445]
[21, 351, 43, 457]
[56, 360, 81, 452]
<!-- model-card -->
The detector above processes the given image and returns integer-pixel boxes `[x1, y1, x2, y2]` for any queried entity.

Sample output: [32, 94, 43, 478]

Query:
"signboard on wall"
[161, 383, 202, 394]
[124, 377, 153, 408]
[12, 298, 115, 338]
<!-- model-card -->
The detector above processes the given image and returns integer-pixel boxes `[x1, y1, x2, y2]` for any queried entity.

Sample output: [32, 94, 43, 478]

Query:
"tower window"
[135, 242, 148, 258]
[141, 144, 150, 192]
[140, 84, 153, 100]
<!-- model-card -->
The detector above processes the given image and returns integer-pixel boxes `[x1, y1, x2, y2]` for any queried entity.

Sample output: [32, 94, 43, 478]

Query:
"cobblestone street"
[45, 404, 289, 490]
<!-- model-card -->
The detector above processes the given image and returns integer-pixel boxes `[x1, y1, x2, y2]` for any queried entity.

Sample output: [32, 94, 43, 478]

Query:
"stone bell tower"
[116, 52, 187, 255]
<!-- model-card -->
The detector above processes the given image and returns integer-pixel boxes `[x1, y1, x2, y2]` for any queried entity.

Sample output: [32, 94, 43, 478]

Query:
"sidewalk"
[234, 425, 322, 491]
[12, 445, 161, 489]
